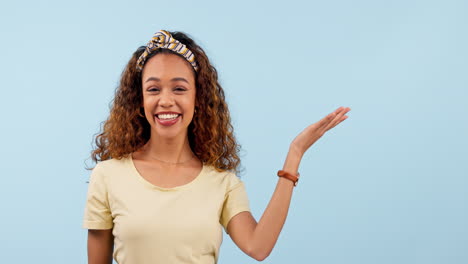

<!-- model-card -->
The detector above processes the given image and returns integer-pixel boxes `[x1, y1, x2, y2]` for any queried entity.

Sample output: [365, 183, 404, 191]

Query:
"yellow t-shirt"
[82, 154, 250, 264]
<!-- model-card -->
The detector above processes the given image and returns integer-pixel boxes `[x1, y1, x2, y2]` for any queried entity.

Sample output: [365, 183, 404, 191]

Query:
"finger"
[325, 107, 346, 125]
[330, 108, 350, 128]
[316, 111, 339, 135]
[316, 107, 349, 134]
[329, 115, 349, 130]
[318, 112, 336, 128]
[324, 107, 350, 131]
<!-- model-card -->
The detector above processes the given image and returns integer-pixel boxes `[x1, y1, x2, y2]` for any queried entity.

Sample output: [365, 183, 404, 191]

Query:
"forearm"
[250, 146, 303, 260]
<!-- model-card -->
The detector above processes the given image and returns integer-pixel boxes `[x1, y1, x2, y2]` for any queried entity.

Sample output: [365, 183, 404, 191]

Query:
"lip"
[155, 114, 181, 127]
[155, 111, 181, 115]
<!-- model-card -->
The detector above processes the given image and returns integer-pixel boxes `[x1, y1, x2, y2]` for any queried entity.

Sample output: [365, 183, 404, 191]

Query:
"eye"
[174, 87, 187, 92]
[147, 87, 160, 92]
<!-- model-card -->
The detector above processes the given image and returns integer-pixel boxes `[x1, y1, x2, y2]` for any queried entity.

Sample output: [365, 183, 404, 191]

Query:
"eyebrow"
[144, 77, 189, 84]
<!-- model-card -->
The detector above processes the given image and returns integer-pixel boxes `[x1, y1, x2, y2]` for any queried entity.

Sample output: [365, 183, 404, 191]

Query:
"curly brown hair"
[90, 31, 241, 173]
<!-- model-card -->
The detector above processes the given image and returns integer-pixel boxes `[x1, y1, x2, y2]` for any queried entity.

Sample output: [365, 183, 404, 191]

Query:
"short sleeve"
[220, 173, 251, 234]
[82, 164, 113, 229]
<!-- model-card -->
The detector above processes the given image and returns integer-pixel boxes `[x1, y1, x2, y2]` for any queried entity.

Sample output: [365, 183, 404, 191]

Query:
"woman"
[82, 30, 351, 264]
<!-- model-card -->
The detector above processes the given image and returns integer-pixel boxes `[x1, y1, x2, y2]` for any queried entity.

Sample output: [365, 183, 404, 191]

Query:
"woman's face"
[141, 53, 196, 141]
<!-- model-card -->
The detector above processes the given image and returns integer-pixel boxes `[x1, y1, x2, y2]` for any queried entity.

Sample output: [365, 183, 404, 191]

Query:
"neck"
[141, 132, 194, 164]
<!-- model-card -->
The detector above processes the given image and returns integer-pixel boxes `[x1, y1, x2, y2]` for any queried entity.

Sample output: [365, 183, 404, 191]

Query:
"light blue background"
[0, 0, 466, 263]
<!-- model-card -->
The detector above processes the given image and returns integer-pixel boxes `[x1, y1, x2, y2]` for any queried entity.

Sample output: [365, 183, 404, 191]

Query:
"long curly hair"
[90, 31, 241, 173]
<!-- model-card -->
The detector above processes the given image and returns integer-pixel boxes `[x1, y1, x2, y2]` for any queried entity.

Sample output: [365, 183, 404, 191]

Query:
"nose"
[158, 90, 174, 107]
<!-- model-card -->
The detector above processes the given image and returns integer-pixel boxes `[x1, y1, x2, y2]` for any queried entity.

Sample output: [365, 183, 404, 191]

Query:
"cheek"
[185, 100, 196, 115]
[143, 97, 156, 111]
[188, 93, 197, 112]
[142, 98, 157, 121]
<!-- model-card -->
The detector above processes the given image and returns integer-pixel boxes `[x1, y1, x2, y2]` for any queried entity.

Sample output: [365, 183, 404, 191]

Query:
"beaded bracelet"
[277, 170, 300, 187]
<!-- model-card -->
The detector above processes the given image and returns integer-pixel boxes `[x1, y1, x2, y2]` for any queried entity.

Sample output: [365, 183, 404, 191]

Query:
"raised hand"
[290, 106, 351, 155]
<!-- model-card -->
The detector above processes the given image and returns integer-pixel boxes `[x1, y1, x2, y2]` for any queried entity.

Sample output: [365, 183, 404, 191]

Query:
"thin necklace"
[149, 154, 195, 165]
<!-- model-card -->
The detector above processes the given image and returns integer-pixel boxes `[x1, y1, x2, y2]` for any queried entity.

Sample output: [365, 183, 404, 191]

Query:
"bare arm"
[228, 107, 351, 261]
[87, 229, 114, 264]
[227, 148, 301, 261]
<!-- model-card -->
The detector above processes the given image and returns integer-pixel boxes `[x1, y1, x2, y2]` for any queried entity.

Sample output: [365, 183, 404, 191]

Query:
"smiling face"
[141, 53, 197, 141]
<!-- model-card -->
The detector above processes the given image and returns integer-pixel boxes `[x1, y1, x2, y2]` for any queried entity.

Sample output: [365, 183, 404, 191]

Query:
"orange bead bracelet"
[277, 170, 300, 187]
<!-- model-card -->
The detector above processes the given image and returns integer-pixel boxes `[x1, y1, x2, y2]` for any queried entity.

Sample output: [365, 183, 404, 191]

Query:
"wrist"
[277, 170, 300, 187]
[288, 144, 304, 160]
[282, 147, 303, 176]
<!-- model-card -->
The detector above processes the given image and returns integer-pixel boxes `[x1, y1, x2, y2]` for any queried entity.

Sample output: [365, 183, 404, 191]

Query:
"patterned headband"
[136, 30, 199, 72]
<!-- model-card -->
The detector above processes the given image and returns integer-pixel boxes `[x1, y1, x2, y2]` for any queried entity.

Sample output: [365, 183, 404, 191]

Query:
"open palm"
[291, 106, 351, 154]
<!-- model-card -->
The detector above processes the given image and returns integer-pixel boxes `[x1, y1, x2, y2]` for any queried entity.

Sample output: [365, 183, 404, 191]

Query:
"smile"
[156, 113, 180, 120]
[155, 114, 181, 126]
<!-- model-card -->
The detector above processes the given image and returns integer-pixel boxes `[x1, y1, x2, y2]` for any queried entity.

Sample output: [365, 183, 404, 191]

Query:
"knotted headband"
[136, 30, 199, 72]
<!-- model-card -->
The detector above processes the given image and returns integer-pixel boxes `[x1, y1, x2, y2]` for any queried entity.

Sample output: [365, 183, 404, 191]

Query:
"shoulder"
[203, 164, 244, 190]
[92, 155, 131, 175]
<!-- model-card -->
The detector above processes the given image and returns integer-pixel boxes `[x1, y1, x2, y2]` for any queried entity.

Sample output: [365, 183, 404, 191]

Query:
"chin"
[151, 126, 189, 140]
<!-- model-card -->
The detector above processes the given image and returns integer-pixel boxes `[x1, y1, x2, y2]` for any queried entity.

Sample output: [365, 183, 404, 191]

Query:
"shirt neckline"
[127, 153, 206, 191]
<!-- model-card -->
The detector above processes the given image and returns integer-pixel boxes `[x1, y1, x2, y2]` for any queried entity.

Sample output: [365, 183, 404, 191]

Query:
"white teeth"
[157, 114, 179, 120]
